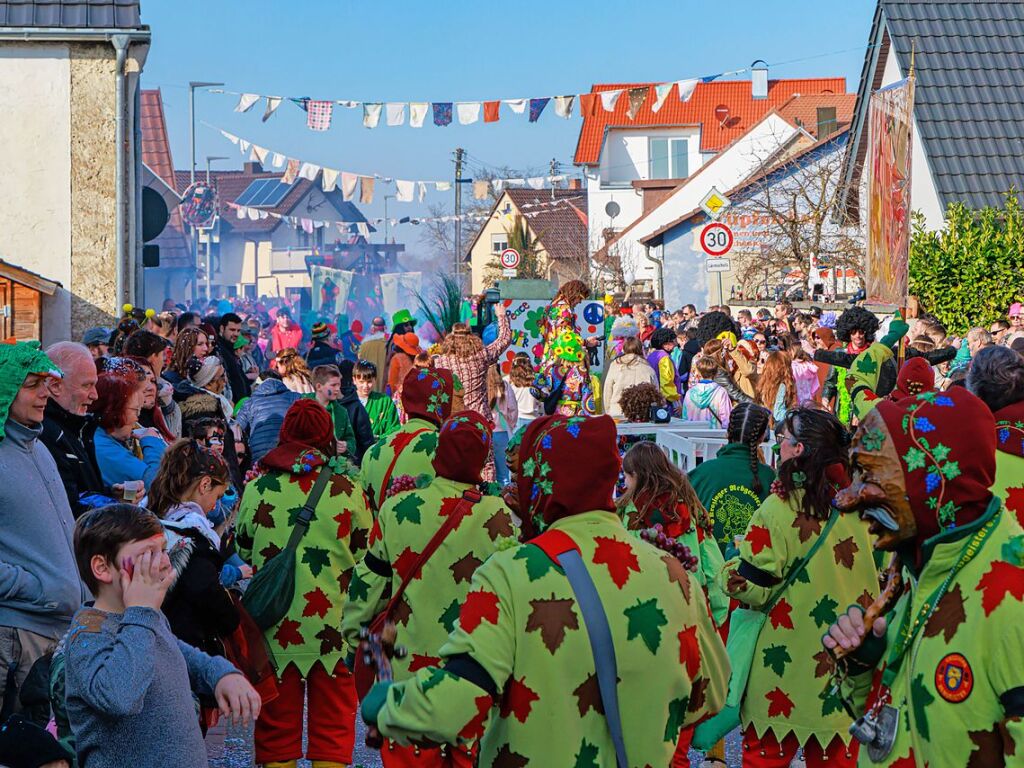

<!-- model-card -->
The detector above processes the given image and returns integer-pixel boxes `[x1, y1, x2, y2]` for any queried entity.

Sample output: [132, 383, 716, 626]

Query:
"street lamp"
[189, 81, 223, 303]
[206, 155, 228, 184]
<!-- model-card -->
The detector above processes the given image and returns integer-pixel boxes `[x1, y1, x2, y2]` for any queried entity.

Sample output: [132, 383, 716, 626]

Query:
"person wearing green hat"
[0, 341, 88, 721]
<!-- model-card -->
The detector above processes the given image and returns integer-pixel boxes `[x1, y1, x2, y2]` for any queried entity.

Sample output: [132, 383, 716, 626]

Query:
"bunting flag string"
[214, 67, 748, 131]
[226, 202, 489, 234]
[210, 124, 570, 203]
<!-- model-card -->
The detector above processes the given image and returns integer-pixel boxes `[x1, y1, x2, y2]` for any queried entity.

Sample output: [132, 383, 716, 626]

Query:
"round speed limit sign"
[700, 223, 734, 256]
[499, 248, 521, 270]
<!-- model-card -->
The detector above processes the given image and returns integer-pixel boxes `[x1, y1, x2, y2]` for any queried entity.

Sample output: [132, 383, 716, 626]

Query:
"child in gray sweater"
[63, 504, 261, 768]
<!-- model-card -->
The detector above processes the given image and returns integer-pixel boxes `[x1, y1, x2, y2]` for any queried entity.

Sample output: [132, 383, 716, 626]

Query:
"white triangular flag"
[410, 102, 428, 128]
[337, 100, 360, 109]
[396, 180, 415, 202]
[250, 145, 269, 165]
[298, 162, 320, 181]
[418, 182, 427, 202]
[322, 168, 339, 192]
[357, 222, 370, 237]
[340, 172, 358, 201]
[676, 78, 698, 102]
[553, 95, 575, 118]
[652, 83, 673, 113]
[527, 177, 544, 190]
[493, 179, 504, 192]
[234, 93, 260, 113]
[238, 139, 251, 155]
[435, 182, 451, 192]
[363, 102, 383, 129]
[456, 102, 481, 125]
[247, 207, 260, 221]
[505, 98, 527, 114]
[271, 152, 286, 169]
[506, 178, 525, 187]
[385, 103, 406, 126]
[599, 90, 622, 112]
[220, 130, 239, 145]
[262, 96, 282, 122]
[235, 205, 246, 219]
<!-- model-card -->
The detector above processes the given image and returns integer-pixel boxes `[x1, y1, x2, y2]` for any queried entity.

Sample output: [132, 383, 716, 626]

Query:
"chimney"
[817, 106, 838, 139]
[243, 160, 263, 174]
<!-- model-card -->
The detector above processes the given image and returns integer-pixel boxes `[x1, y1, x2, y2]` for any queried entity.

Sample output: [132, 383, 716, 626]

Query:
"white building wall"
[613, 115, 802, 287]
[587, 126, 702, 259]
[0, 45, 72, 342]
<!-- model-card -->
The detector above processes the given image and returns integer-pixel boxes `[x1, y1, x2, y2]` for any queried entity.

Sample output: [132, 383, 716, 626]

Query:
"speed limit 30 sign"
[499, 248, 521, 270]
[700, 223, 733, 256]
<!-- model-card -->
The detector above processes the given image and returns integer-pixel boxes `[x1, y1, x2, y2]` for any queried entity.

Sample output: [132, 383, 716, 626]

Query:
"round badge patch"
[934, 653, 973, 703]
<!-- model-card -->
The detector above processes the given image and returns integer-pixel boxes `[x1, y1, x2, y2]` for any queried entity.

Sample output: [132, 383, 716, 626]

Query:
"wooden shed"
[0, 260, 61, 342]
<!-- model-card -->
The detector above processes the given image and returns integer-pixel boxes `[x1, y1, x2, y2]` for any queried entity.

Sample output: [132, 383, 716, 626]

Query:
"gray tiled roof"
[883, 0, 1024, 210]
[0, 0, 142, 29]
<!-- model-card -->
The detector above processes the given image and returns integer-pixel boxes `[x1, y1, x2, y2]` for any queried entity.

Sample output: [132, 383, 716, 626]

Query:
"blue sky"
[141, 0, 877, 242]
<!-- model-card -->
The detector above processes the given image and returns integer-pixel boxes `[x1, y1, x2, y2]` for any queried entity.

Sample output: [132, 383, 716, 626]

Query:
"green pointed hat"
[0, 340, 62, 441]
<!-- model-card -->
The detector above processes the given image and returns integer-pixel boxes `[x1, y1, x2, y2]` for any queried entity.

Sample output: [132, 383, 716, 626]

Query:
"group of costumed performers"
[529, 280, 600, 417]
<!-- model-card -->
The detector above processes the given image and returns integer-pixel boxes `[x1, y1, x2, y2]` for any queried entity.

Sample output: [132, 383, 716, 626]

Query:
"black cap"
[0, 714, 74, 768]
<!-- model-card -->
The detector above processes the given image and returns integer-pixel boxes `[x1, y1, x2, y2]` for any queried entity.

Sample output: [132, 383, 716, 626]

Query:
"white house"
[574, 76, 851, 293]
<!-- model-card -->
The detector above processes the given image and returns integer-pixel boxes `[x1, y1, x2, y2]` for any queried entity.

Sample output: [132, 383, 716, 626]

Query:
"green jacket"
[362, 391, 401, 441]
[376, 510, 730, 766]
[721, 491, 879, 747]
[688, 442, 775, 557]
[301, 393, 356, 454]
[341, 477, 517, 681]
[847, 501, 1024, 766]
[359, 418, 439, 513]
[236, 462, 372, 675]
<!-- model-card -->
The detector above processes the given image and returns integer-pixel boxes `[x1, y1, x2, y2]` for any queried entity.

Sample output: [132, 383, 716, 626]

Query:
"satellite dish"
[605, 200, 621, 219]
[714, 104, 731, 125]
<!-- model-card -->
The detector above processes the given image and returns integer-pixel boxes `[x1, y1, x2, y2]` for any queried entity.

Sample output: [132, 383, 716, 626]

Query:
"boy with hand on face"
[63, 504, 260, 768]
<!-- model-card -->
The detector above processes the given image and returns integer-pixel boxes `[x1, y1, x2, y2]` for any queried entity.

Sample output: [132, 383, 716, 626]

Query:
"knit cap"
[191, 356, 223, 388]
[0, 340, 62, 440]
[432, 411, 493, 485]
[311, 322, 330, 341]
[401, 367, 454, 426]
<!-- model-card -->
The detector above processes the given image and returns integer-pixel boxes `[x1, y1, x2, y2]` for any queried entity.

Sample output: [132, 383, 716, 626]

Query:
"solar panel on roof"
[234, 179, 292, 207]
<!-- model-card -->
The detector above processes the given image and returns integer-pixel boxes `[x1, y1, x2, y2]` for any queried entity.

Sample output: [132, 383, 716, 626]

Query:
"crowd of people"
[0, 287, 1020, 768]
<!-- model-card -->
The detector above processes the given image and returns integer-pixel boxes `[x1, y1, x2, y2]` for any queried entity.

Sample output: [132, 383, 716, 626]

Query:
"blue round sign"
[583, 302, 604, 325]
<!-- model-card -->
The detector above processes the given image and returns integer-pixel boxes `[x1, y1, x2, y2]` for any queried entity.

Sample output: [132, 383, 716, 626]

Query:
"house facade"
[0, 1, 150, 343]
[466, 189, 588, 294]
[173, 164, 374, 300]
[640, 131, 857, 310]
[574, 76, 850, 293]
[840, 1, 1024, 230]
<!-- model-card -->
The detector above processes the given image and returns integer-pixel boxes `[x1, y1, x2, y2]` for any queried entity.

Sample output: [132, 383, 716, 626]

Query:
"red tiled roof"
[140, 89, 191, 269]
[776, 92, 856, 138]
[573, 77, 847, 165]
[506, 189, 588, 262]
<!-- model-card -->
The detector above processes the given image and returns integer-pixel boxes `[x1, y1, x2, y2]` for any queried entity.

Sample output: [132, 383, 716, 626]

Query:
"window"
[649, 137, 689, 179]
[491, 233, 508, 253]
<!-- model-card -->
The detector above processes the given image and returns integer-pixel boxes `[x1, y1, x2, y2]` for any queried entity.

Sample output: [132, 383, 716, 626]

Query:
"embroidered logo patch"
[935, 653, 973, 703]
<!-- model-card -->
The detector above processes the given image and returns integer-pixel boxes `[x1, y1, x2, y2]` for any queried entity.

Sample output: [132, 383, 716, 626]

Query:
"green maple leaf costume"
[341, 476, 518, 681]
[236, 462, 372, 675]
[844, 502, 1024, 767]
[374, 511, 730, 766]
[720, 491, 879, 747]
[359, 418, 440, 512]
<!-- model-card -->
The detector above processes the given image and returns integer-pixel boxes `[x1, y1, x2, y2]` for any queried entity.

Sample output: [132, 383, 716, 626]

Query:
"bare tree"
[734, 141, 863, 299]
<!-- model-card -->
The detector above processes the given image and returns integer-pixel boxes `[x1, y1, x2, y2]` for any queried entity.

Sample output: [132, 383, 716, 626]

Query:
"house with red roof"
[574, 74, 852, 295]
[465, 188, 588, 293]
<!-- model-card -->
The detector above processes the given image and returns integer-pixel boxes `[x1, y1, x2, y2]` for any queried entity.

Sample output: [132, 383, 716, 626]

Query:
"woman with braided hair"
[688, 402, 775, 556]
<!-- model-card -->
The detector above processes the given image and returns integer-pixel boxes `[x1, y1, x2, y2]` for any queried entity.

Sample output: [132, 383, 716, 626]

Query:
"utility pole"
[550, 158, 559, 200]
[454, 147, 465, 286]
[384, 195, 394, 244]
[187, 81, 222, 303]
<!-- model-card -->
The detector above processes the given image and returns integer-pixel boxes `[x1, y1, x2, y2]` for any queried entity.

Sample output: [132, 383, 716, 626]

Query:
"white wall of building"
[587, 126, 702, 262]
[0, 45, 72, 342]
[614, 114, 803, 287]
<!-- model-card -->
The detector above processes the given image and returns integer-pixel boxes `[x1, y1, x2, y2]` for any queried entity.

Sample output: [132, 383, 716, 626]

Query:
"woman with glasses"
[90, 370, 166, 494]
[720, 408, 878, 768]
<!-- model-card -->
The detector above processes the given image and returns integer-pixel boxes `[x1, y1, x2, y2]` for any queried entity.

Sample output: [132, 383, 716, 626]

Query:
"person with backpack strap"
[718, 407, 878, 767]
[359, 368, 454, 513]
[360, 414, 728, 767]
[236, 399, 372, 768]
[343, 411, 518, 767]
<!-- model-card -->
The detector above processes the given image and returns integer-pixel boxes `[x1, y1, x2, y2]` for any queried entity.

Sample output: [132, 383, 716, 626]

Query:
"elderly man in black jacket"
[40, 342, 105, 518]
